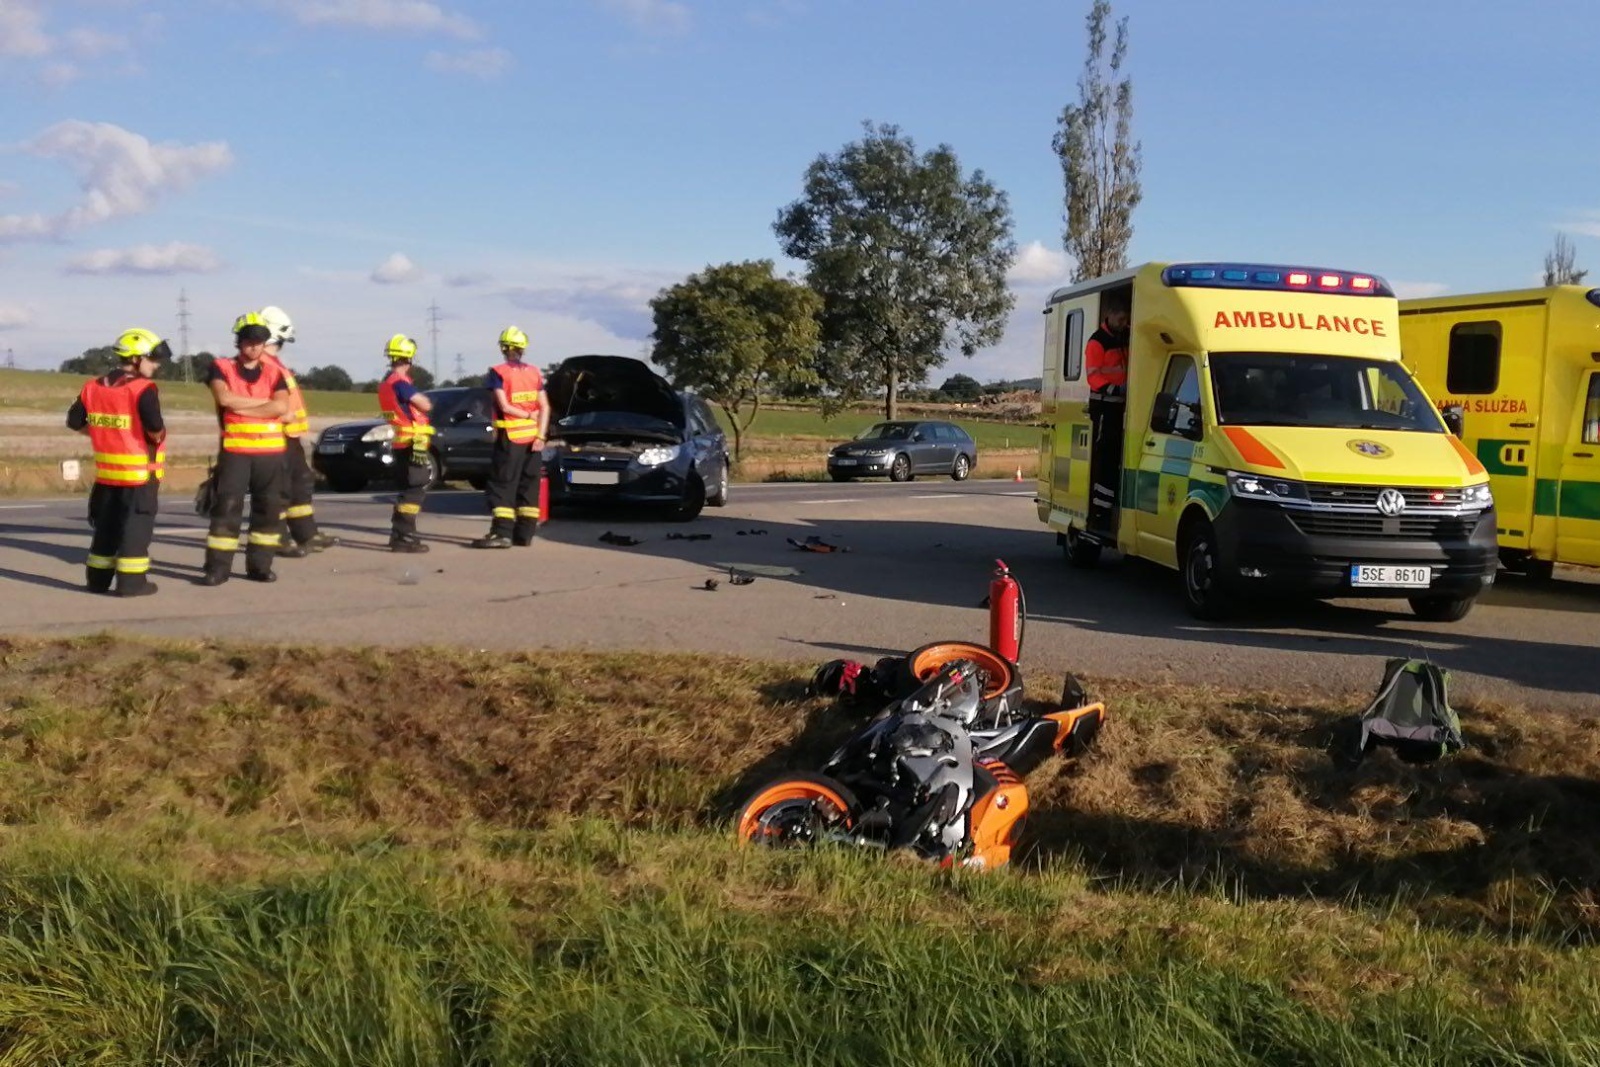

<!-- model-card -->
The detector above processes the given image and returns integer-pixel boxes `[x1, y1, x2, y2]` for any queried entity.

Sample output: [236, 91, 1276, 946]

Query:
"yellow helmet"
[498, 325, 528, 351]
[233, 311, 272, 343]
[114, 328, 170, 362]
[385, 334, 418, 362]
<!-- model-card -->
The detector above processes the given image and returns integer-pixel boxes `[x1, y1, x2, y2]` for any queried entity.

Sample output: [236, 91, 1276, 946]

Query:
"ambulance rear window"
[1446, 322, 1500, 394]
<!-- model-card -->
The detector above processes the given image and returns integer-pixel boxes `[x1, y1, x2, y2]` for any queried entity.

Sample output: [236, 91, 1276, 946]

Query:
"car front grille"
[1305, 483, 1466, 509]
[1288, 513, 1478, 540]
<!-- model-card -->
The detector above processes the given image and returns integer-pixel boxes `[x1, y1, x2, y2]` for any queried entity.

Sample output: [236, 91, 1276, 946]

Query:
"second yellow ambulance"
[1037, 262, 1498, 620]
[1399, 285, 1600, 577]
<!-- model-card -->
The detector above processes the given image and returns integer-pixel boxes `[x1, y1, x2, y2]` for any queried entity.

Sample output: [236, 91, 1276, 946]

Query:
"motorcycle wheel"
[899, 641, 1016, 699]
[735, 773, 860, 847]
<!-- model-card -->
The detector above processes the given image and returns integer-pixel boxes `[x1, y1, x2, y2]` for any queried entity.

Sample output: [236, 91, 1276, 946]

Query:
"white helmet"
[259, 305, 294, 345]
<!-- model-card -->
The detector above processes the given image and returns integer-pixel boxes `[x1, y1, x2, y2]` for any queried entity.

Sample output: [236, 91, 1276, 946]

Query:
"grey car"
[826, 420, 977, 482]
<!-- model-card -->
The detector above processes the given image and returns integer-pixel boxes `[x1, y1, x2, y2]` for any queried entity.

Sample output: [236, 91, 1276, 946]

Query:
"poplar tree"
[1543, 232, 1589, 286]
[1053, 0, 1141, 282]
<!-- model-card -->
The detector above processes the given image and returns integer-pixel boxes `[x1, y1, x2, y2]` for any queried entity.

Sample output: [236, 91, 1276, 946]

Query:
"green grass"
[2, 636, 1598, 1063]
[728, 405, 1039, 450]
[0, 367, 382, 418]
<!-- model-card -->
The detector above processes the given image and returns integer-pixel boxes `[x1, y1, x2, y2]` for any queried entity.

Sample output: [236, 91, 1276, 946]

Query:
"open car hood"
[546, 356, 682, 437]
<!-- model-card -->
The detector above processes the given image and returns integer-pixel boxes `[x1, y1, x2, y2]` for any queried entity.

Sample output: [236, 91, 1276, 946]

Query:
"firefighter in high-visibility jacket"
[202, 313, 292, 585]
[377, 334, 435, 553]
[259, 305, 337, 556]
[65, 328, 170, 597]
[471, 325, 548, 549]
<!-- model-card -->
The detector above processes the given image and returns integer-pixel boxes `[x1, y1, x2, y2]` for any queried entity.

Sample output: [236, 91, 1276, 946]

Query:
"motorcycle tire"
[898, 641, 1016, 700]
[735, 773, 860, 848]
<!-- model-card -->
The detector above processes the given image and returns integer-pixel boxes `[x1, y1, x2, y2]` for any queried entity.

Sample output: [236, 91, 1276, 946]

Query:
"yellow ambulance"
[1399, 285, 1600, 577]
[1037, 262, 1498, 620]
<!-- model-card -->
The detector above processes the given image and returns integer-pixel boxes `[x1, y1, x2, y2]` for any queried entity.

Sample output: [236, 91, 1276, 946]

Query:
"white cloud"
[0, 0, 50, 58]
[445, 270, 493, 287]
[1390, 280, 1450, 300]
[371, 252, 422, 284]
[282, 0, 479, 39]
[502, 274, 672, 339]
[1557, 212, 1600, 240]
[0, 121, 232, 242]
[424, 46, 510, 79]
[1008, 240, 1073, 287]
[0, 305, 31, 330]
[63, 26, 124, 58]
[596, 0, 690, 35]
[66, 241, 222, 275]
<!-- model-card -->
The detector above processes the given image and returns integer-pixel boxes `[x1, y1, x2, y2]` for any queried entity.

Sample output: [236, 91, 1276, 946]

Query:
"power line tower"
[426, 299, 442, 381]
[453, 352, 465, 381]
[177, 288, 193, 383]
[4, 347, 14, 370]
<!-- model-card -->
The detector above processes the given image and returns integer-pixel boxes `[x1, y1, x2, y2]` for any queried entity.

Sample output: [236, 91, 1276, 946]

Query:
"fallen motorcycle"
[736, 657, 1105, 870]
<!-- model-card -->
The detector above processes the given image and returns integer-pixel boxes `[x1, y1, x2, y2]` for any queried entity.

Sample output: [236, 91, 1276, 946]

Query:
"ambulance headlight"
[361, 424, 395, 443]
[1226, 471, 1308, 502]
[1462, 482, 1494, 509]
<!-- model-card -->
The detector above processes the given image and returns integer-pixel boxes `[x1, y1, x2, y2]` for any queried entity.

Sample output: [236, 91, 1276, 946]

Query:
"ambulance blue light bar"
[1162, 263, 1393, 297]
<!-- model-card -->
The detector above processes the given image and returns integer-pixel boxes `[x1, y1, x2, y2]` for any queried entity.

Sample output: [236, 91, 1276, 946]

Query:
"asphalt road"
[1, 479, 1597, 712]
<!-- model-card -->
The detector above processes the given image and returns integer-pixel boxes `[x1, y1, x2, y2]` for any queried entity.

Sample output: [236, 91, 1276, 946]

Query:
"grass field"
[1, 635, 1597, 1064]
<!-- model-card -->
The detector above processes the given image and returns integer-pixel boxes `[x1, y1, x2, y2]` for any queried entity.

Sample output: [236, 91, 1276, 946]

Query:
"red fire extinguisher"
[988, 559, 1025, 664]
[538, 468, 550, 525]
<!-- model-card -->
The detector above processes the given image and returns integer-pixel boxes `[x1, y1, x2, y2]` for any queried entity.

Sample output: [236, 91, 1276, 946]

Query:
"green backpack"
[1357, 658, 1464, 764]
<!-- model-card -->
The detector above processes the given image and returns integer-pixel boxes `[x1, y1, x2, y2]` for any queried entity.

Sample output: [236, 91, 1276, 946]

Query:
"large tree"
[1543, 232, 1589, 286]
[59, 346, 119, 376]
[1053, 0, 1141, 282]
[774, 122, 1016, 419]
[298, 364, 355, 392]
[650, 259, 822, 462]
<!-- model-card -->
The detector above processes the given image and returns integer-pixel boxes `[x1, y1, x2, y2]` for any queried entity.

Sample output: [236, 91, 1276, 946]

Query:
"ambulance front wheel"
[1180, 519, 1233, 621]
[1064, 527, 1101, 568]
[1407, 594, 1477, 623]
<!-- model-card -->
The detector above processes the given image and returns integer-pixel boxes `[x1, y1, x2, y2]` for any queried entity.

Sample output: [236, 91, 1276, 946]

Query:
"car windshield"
[424, 388, 471, 420]
[857, 422, 915, 441]
[1209, 352, 1445, 432]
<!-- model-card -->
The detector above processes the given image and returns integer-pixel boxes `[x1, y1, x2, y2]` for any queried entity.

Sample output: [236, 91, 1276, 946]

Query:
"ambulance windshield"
[1209, 353, 1445, 432]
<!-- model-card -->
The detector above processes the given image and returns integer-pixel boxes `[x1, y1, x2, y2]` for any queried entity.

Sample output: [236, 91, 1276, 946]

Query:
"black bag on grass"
[1357, 658, 1463, 764]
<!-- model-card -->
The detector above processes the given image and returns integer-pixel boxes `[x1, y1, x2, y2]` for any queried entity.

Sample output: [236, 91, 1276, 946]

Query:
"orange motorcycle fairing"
[964, 759, 1029, 870]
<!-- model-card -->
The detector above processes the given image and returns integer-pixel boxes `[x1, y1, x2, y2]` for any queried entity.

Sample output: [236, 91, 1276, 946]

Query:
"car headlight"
[360, 424, 395, 443]
[1461, 482, 1494, 508]
[635, 444, 681, 466]
[1226, 470, 1308, 502]
[861, 448, 893, 457]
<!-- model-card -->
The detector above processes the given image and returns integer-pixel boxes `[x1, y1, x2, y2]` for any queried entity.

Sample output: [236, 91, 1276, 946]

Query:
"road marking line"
[910, 493, 962, 500]
[798, 498, 857, 504]
[1001, 491, 1036, 496]
[0, 504, 48, 510]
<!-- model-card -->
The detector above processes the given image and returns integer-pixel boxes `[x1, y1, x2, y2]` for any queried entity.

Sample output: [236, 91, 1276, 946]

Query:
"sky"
[1, 0, 1596, 386]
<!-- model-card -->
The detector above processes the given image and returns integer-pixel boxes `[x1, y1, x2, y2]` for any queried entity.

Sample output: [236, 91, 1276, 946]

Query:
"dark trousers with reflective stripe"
[86, 481, 158, 594]
[485, 436, 543, 542]
[206, 450, 287, 578]
[1087, 393, 1125, 534]
[281, 436, 319, 544]
[391, 447, 430, 539]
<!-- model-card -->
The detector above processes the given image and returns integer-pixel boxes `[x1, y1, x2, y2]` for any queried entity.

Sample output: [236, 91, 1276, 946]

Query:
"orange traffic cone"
[1014, 466, 1024, 482]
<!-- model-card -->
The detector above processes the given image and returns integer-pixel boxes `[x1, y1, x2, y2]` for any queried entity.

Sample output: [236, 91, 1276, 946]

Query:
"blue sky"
[2, 0, 1596, 385]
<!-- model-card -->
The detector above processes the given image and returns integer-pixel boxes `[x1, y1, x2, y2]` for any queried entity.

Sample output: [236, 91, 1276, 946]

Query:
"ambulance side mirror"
[1150, 392, 1179, 436]
[1442, 405, 1464, 437]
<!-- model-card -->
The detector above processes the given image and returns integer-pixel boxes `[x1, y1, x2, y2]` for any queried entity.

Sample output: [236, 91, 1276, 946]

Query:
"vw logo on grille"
[1376, 488, 1407, 516]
